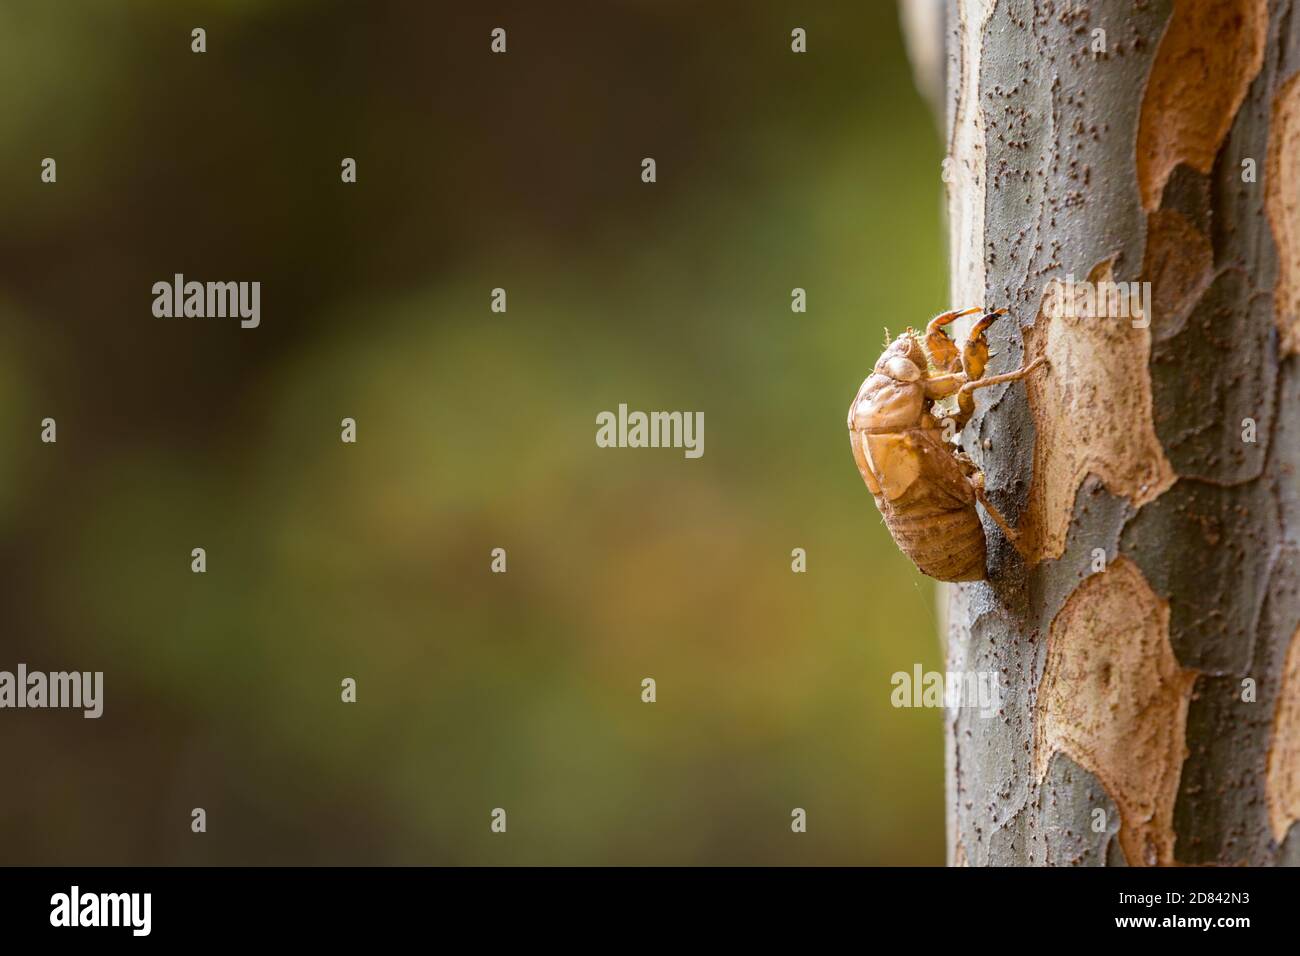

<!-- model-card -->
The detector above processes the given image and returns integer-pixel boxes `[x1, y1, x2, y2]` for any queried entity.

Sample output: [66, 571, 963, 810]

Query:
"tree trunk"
[941, 0, 1300, 866]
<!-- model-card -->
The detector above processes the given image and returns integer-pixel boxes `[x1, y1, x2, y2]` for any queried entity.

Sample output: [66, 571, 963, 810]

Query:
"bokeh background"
[0, 0, 948, 864]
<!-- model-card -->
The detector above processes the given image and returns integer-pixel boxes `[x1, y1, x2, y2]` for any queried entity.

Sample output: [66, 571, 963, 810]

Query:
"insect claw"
[929, 307, 982, 331]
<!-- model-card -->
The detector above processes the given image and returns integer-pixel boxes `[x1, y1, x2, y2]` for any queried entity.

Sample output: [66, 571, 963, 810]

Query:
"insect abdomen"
[853, 425, 987, 581]
[881, 499, 986, 582]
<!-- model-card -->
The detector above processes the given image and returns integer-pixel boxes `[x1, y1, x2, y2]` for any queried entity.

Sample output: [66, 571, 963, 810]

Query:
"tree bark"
[941, 0, 1300, 866]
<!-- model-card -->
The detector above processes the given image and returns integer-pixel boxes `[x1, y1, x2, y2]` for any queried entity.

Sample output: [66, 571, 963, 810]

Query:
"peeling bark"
[1020, 259, 1175, 563]
[1268, 73, 1300, 354]
[943, 0, 1300, 866]
[1267, 623, 1300, 840]
[1136, 0, 1268, 211]
[1035, 557, 1195, 866]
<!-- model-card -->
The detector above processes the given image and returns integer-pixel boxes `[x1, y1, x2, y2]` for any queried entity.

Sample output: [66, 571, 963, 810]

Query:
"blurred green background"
[0, 0, 947, 864]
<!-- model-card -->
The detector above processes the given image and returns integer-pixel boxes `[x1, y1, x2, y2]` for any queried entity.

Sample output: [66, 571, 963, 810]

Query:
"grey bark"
[934, 0, 1300, 866]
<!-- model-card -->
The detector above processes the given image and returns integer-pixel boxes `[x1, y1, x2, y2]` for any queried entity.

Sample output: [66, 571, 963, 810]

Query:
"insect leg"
[923, 371, 964, 400]
[953, 335, 1046, 428]
[969, 474, 1032, 560]
[924, 307, 980, 372]
[960, 308, 1008, 382]
[942, 308, 1008, 429]
[958, 356, 1048, 397]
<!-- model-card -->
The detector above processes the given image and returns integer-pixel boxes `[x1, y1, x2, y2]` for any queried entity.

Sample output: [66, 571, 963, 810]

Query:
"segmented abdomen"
[880, 498, 985, 582]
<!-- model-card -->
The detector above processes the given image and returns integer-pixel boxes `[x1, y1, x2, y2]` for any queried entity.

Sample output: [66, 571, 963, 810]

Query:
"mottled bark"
[941, 0, 1300, 866]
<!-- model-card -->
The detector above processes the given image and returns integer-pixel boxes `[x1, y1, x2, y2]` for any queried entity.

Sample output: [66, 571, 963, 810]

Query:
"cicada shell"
[848, 309, 1046, 581]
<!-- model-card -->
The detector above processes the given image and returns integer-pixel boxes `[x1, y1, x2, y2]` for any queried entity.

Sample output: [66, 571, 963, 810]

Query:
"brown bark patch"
[1267, 625, 1300, 841]
[1136, 0, 1268, 212]
[1266, 72, 1300, 356]
[1020, 259, 1175, 563]
[1142, 208, 1213, 339]
[1035, 558, 1196, 866]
